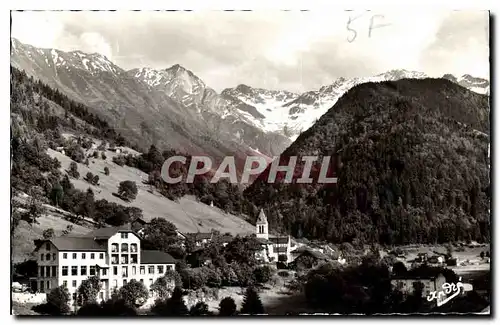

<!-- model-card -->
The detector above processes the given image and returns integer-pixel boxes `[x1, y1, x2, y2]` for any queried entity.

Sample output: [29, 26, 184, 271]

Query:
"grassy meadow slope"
[46, 144, 255, 236]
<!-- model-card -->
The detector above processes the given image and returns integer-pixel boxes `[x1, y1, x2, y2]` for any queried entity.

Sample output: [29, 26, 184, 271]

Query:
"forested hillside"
[244, 78, 490, 245]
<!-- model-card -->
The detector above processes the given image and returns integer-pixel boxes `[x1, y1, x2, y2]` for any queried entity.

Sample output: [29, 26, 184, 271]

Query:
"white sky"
[11, 10, 490, 92]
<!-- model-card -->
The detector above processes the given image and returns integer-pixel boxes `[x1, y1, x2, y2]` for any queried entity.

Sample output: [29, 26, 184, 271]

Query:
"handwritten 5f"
[346, 14, 391, 43]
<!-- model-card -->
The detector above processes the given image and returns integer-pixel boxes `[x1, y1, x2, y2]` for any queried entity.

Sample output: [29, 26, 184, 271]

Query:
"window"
[140, 266, 145, 275]
[52, 266, 57, 277]
[63, 280, 67, 288]
[90, 266, 96, 276]
[149, 279, 153, 286]
[121, 233, 128, 239]
[130, 244, 138, 252]
[111, 244, 118, 253]
[82, 253, 86, 259]
[40, 267, 45, 277]
[73, 253, 77, 259]
[46, 243, 51, 251]
[99, 292, 104, 300]
[62, 266, 68, 276]
[63, 253, 67, 259]
[40, 281, 44, 291]
[91, 253, 95, 259]
[46, 281, 51, 290]
[99, 253, 104, 259]
[46, 266, 50, 277]
[132, 266, 136, 275]
[123, 279, 127, 285]
[148, 266, 154, 274]
[111, 254, 119, 264]
[157, 266, 164, 274]
[72, 293, 77, 301]
[113, 266, 118, 276]
[121, 243, 128, 252]
[140, 279, 144, 284]
[52, 253, 56, 260]
[102, 269, 108, 276]
[131, 254, 138, 264]
[122, 266, 128, 277]
[113, 280, 118, 288]
[167, 265, 173, 271]
[81, 266, 87, 276]
[72, 280, 77, 288]
[45, 253, 50, 261]
[40, 254, 44, 261]
[121, 254, 128, 264]
[71, 266, 78, 276]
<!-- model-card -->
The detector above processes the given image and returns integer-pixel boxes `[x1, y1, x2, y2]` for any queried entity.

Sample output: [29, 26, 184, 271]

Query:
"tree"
[92, 175, 100, 186]
[119, 279, 149, 307]
[93, 151, 99, 158]
[24, 186, 46, 225]
[189, 301, 211, 316]
[151, 287, 188, 316]
[85, 172, 94, 183]
[392, 261, 408, 276]
[141, 218, 180, 252]
[45, 286, 70, 315]
[240, 287, 264, 315]
[218, 297, 237, 316]
[77, 276, 101, 306]
[84, 158, 90, 166]
[104, 167, 110, 176]
[51, 182, 64, 207]
[118, 180, 138, 201]
[253, 265, 273, 284]
[42, 228, 55, 240]
[151, 270, 182, 299]
[101, 152, 107, 160]
[68, 161, 80, 179]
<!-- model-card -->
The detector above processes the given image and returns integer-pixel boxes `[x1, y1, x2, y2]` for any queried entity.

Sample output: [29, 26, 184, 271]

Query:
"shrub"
[101, 152, 107, 160]
[117, 180, 138, 201]
[85, 172, 94, 183]
[218, 296, 237, 316]
[33, 286, 70, 315]
[68, 162, 79, 179]
[189, 301, 211, 316]
[104, 167, 110, 176]
[253, 265, 273, 284]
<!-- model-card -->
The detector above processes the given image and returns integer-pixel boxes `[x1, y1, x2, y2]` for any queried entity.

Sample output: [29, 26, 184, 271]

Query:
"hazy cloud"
[11, 10, 489, 92]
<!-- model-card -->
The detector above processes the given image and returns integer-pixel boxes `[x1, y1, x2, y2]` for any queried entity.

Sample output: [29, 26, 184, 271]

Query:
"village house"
[182, 231, 233, 248]
[31, 224, 176, 305]
[391, 273, 447, 297]
[255, 209, 295, 263]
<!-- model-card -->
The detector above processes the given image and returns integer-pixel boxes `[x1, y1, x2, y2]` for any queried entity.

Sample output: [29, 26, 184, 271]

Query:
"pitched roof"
[257, 209, 267, 224]
[275, 246, 288, 253]
[140, 250, 176, 264]
[185, 232, 213, 240]
[294, 248, 329, 260]
[269, 236, 289, 244]
[84, 224, 133, 239]
[44, 237, 107, 252]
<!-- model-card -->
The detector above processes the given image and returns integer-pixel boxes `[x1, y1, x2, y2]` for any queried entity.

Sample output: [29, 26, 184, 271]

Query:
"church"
[254, 209, 295, 263]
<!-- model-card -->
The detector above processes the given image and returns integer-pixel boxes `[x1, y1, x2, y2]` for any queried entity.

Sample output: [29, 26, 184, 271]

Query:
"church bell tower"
[256, 209, 269, 240]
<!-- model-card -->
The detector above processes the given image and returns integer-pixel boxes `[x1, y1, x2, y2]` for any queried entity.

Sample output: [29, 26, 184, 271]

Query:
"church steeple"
[256, 209, 268, 240]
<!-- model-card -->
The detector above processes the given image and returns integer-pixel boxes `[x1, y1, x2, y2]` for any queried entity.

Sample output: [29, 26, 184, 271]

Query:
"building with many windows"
[32, 224, 176, 304]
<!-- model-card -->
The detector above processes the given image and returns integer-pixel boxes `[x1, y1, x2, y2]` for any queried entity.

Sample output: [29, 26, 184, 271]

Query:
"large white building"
[255, 209, 295, 263]
[32, 224, 176, 304]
